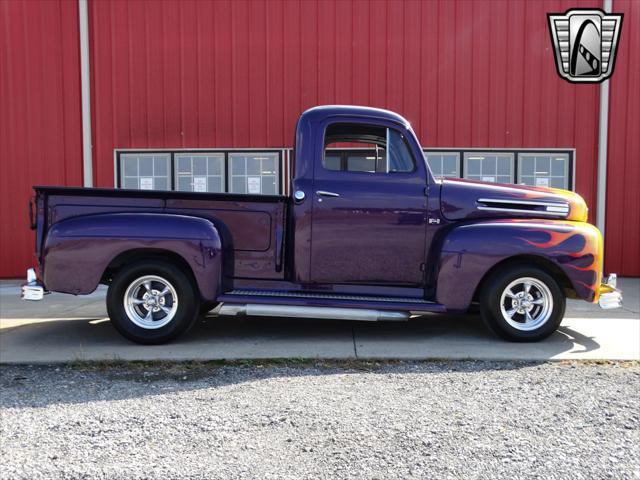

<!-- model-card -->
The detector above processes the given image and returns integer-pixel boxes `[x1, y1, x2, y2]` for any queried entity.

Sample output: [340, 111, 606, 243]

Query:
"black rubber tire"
[479, 265, 565, 342]
[106, 260, 199, 345]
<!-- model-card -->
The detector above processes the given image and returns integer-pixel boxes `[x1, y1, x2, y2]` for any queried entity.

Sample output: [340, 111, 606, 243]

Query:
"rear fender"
[42, 213, 222, 301]
[435, 220, 603, 311]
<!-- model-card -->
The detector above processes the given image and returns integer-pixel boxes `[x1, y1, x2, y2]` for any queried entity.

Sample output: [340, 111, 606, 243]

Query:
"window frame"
[463, 151, 516, 184]
[114, 148, 286, 195]
[321, 123, 417, 175]
[424, 151, 461, 178]
[423, 148, 576, 190]
[516, 152, 572, 190]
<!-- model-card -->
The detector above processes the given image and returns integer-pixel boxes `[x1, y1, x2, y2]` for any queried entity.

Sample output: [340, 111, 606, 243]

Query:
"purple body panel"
[436, 219, 602, 310]
[439, 179, 587, 222]
[43, 213, 222, 300]
[31, 106, 604, 313]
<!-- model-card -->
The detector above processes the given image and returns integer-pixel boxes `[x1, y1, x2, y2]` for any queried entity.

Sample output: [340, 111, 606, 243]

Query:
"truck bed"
[34, 186, 288, 281]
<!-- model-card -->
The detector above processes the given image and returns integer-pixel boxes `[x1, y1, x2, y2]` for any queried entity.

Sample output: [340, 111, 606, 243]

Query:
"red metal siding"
[0, 0, 83, 278]
[605, 0, 640, 277]
[1, 0, 637, 278]
[89, 0, 602, 202]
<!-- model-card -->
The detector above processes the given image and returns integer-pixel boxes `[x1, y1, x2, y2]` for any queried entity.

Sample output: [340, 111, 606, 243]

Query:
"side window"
[323, 123, 414, 174]
[387, 129, 414, 172]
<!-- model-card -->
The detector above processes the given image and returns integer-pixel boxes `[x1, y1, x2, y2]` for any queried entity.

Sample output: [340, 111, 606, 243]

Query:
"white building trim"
[79, 0, 93, 187]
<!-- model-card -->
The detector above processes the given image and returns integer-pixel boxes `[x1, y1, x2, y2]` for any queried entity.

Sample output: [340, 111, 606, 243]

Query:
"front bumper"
[21, 268, 46, 301]
[598, 274, 623, 309]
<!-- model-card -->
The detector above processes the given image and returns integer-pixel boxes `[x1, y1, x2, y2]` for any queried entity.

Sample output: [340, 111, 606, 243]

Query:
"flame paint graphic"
[508, 187, 589, 222]
[519, 222, 603, 302]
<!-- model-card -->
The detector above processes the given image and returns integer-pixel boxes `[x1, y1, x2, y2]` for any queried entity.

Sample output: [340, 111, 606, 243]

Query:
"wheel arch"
[102, 248, 196, 287]
[471, 254, 578, 304]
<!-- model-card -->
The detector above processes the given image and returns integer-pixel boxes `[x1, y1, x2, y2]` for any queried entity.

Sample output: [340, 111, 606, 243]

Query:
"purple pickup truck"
[22, 106, 622, 344]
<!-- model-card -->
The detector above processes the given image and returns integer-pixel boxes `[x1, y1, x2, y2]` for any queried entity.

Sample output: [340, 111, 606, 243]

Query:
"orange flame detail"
[520, 223, 603, 301]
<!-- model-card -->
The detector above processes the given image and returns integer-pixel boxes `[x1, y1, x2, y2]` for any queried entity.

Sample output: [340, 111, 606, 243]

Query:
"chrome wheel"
[123, 275, 178, 329]
[499, 277, 553, 331]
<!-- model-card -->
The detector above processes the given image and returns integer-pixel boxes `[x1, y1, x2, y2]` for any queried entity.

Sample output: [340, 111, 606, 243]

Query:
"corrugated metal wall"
[89, 0, 602, 219]
[0, 0, 637, 277]
[0, 0, 83, 278]
[606, 0, 640, 276]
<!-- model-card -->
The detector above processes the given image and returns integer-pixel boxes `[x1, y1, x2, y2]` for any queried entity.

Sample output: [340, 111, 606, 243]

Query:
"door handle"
[316, 190, 340, 198]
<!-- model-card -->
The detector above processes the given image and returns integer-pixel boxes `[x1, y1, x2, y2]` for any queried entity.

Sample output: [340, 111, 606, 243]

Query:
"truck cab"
[22, 106, 622, 344]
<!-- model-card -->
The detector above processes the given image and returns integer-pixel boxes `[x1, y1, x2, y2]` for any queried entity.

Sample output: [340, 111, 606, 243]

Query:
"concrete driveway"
[1, 279, 638, 363]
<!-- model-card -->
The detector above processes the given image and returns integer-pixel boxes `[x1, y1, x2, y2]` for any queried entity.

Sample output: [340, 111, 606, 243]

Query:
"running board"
[216, 289, 446, 313]
[217, 304, 410, 322]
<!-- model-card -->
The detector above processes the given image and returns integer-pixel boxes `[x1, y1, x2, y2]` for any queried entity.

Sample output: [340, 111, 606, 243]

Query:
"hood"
[439, 178, 588, 222]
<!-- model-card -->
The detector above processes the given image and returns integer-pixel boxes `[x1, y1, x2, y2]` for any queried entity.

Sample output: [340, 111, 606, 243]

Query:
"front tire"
[107, 260, 199, 344]
[479, 265, 565, 342]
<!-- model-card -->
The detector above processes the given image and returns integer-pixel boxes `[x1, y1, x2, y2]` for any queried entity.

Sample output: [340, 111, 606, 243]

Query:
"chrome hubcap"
[124, 275, 178, 329]
[499, 277, 553, 331]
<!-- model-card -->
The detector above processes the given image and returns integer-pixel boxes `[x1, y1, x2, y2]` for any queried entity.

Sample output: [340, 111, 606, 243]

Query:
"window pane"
[208, 157, 223, 175]
[467, 158, 481, 175]
[323, 154, 342, 171]
[208, 177, 223, 193]
[139, 157, 153, 176]
[119, 153, 170, 190]
[442, 155, 458, 176]
[536, 156, 551, 176]
[154, 157, 167, 176]
[551, 156, 567, 176]
[193, 156, 206, 175]
[550, 177, 565, 189]
[154, 178, 168, 190]
[520, 175, 534, 186]
[484, 156, 496, 174]
[177, 176, 191, 191]
[123, 158, 137, 176]
[247, 158, 261, 175]
[231, 157, 246, 175]
[521, 157, 534, 175]
[387, 129, 414, 172]
[262, 157, 276, 174]
[177, 156, 191, 174]
[123, 177, 138, 189]
[347, 155, 376, 173]
[464, 152, 514, 183]
[425, 154, 441, 176]
[497, 157, 510, 175]
[231, 177, 245, 194]
[261, 176, 276, 195]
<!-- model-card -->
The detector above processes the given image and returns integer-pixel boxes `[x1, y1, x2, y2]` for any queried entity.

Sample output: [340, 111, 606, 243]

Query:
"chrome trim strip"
[477, 198, 570, 208]
[477, 198, 569, 216]
[476, 206, 569, 216]
[218, 304, 410, 321]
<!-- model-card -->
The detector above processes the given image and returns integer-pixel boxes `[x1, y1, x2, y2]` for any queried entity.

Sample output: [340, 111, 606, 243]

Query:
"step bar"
[217, 304, 410, 322]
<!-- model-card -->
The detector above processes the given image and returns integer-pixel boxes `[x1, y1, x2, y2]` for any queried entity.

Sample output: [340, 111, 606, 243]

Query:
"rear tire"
[479, 265, 565, 342]
[106, 260, 199, 344]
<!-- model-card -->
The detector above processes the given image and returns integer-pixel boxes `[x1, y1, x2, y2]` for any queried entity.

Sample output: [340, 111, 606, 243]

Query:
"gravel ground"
[1, 361, 639, 480]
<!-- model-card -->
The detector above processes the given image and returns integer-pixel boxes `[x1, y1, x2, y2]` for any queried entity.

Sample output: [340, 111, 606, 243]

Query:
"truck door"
[310, 122, 427, 286]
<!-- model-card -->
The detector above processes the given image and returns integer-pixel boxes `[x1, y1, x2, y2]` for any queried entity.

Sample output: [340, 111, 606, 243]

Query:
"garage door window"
[464, 152, 514, 184]
[119, 153, 171, 190]
[228, 152, 279, 195]
[518, 153, 570, 189]
[425, 152, 460, 178]
[175, 153, 225, 193]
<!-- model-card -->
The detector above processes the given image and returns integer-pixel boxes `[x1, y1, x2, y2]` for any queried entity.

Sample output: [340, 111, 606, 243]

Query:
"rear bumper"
[21, 268, 47, 301]
[598, 274, 623, 310]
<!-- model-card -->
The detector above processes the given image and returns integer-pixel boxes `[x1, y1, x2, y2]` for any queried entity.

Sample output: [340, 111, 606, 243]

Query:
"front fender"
[435, 219, 603, 311]
[43, 213, 222, 300]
